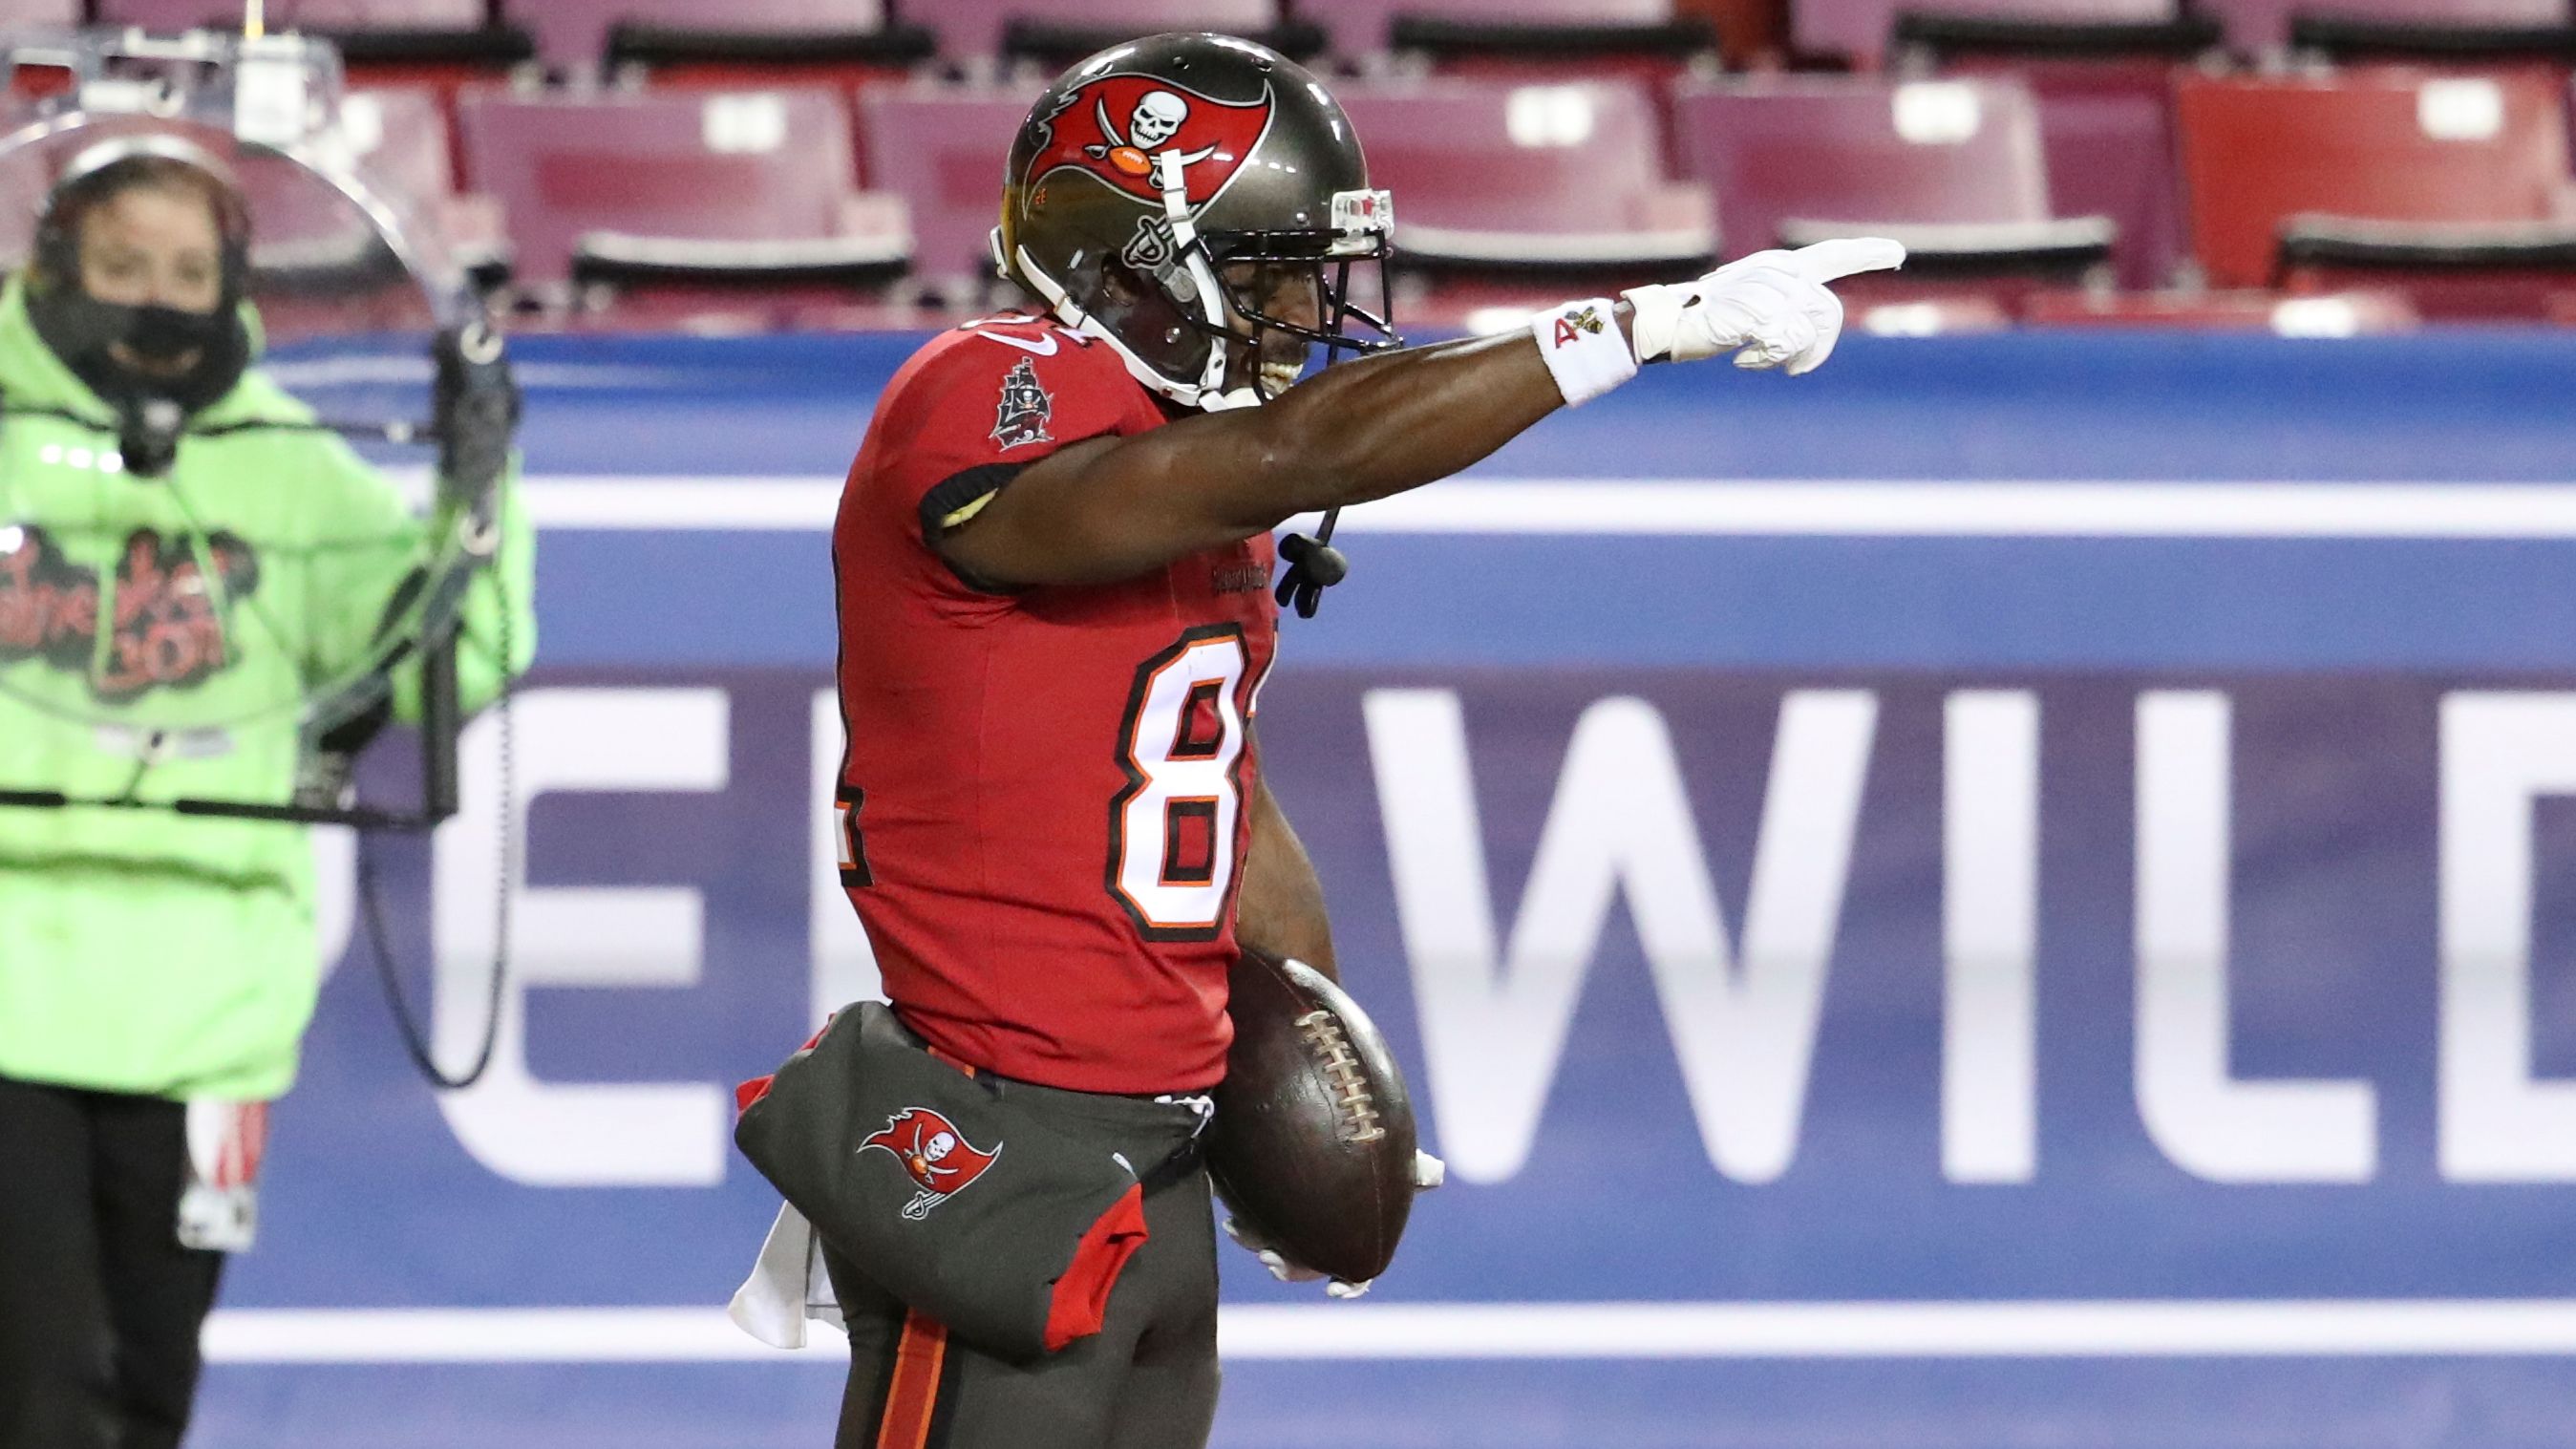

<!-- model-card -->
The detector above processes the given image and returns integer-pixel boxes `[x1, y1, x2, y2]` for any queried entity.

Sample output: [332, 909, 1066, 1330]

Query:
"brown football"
[1206, 948, 1420, 1285]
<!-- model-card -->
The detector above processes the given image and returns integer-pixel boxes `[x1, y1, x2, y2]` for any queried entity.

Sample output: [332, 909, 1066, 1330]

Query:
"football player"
[813, 31, 1900, 1449]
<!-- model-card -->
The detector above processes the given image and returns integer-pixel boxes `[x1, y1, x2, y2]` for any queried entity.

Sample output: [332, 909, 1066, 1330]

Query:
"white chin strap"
[1006, 152, 1255, 413]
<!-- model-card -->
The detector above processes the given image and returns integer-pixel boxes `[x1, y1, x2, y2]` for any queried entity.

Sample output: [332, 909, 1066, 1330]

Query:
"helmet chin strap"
[1153, 151, 1244, 411]
[1007, 156, 1264, 414]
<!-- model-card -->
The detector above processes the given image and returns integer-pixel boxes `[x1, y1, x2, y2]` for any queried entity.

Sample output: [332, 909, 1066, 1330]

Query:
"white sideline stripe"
[522, 477, 2576, 539]
[202, 1301, 2576, 1363]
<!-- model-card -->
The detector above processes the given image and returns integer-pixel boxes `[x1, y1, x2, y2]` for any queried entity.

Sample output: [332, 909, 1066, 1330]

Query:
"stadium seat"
[455, 86, 908, 315]
[0, 0, 78, 27]
[2175, 69, 2576, 311]
[901, 0, 1312, 72]
[500, 0, 934, 85]
[1936, 57, 2197, 288]
[1295, 0, 1718, 78]
[1796, 0, 2204, 67]
[1671, 75, 2114, 306]
[339, 87, 505, 281]
[2198, 0, 2573, 59]
[1669, 0, 1793, 64]
[855, 81, 1042, 303]
[1, 1, 82, 103]
[1877, 6, 2216, 290]
[97, 0, 486, 25]
[1334, 77, 1714, 304]
[94, 0, 536, 92]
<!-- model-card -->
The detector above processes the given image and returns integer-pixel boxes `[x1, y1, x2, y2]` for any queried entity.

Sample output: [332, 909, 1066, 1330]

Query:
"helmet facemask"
[1140, 150, 1395, 408]
[1017, 146, 1397, 410]
[1201, 227, 1398, 403]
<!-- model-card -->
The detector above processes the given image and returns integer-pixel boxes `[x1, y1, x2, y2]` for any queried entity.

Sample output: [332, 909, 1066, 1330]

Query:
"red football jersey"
[830, 311, 1279, 1094]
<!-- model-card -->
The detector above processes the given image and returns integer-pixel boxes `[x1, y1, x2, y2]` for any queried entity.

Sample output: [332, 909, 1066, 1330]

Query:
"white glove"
[1225, 1149, 1446, 1300]
[1623, 237, 1906, 375]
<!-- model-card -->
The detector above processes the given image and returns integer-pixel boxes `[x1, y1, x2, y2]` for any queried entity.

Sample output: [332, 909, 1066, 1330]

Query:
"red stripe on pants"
[875, 1309, 949, 1449]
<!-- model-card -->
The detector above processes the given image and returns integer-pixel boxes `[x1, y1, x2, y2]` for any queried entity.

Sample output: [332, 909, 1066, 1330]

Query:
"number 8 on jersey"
[1110, 625, 1253, 939]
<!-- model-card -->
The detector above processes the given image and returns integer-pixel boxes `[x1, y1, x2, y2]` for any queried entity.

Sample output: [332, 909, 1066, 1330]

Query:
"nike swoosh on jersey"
[971, 330, 1058, 355]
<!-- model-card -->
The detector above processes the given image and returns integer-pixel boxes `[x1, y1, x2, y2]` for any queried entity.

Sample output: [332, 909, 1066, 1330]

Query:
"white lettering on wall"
[433, 688, 731, 1186]
[2133, 691, 2376, 1183]
[1365, 689, 1874, 1185]
[811, 689, 884, 1028]
[2438, 692, 2576, 1181]
[1943, 691, 2039, 1183]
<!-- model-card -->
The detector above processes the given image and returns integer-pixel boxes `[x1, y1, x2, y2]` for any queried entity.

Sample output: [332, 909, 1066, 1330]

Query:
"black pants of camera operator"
[0, 1075, 225, 1449]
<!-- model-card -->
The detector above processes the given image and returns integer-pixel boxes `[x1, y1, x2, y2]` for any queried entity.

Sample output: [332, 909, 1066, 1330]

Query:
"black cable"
[359, 570, 516, 1091]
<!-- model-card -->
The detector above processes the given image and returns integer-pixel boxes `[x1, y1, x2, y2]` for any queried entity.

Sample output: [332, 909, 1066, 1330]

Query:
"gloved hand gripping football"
[1624, 237, 1908, 375]
[1224, 1148, 1446, 1299]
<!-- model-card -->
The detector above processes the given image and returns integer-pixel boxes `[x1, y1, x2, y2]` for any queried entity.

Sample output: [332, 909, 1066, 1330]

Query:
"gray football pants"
[823, 1080, 1220, 1449]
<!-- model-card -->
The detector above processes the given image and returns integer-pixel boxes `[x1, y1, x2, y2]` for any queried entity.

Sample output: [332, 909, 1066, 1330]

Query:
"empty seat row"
[1807, 0, 2576, 69]
[288, 65, 2576, 327]
[33, 1, 2576, 72]
[42, 1, 1773, 74]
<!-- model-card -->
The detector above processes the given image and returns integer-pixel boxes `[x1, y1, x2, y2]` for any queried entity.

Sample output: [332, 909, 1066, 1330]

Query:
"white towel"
[177, 1099, 267, 1253]
[727, 1202, 844, 1350]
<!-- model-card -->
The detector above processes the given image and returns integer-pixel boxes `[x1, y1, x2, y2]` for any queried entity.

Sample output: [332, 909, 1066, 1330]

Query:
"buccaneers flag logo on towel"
[1025, 75, 1273, 208]
[860, 1107, 1003, 1220]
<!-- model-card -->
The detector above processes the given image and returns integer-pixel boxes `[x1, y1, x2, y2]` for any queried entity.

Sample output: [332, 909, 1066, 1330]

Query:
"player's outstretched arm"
[945, 324, 1563, 587]
[944, 237, 1905, 589]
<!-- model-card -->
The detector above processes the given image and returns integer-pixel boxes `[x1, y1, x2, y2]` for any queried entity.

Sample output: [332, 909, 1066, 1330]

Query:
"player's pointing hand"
[1623, 236, 1907, 377]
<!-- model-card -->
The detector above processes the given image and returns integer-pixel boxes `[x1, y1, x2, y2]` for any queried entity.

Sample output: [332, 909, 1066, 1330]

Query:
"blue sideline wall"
[186, 330, 2576, 1449]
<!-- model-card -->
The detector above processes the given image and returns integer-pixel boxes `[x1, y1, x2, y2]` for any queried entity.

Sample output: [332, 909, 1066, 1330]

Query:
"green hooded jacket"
[0, 275, 535, 1100]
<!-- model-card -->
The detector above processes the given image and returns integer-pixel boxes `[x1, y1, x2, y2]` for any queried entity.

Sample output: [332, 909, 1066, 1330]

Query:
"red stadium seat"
[2197, 0, 2571, 58]
[1, 2, 82, 103]
[1936, 56, 2200, 288]
[2175, 68, 2576, 312]
[1795, 0, 2191, 67]
[499, 0, 933, 86]
[902, 0, 1299, 70]
[1333, 75, 1712, 312]
[94, 0, 535, 96]
[855, 81, 1043, 304]
[455, 86, 907, 318]
[1866, 5, 2217, 292]
[97, 0, 487, 25]
[1671, 74, 2113, 309]
[1668, 0, 1792, 64]
[1295, 0, 1717, 80]
[340, 87, 505, 282]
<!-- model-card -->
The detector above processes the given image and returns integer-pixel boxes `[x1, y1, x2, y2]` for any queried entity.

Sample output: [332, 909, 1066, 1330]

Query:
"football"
[1206, 948, 1420, 1285]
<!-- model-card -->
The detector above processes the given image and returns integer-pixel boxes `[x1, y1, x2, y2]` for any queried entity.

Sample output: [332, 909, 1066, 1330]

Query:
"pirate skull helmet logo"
[1131, 91, 1187, 147]
[1084, 86, 1226, 179]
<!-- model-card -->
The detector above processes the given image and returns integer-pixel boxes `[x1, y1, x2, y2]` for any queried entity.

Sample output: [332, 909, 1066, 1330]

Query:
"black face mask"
[26, 284, 250, 471]
[26, 284, 251, 478]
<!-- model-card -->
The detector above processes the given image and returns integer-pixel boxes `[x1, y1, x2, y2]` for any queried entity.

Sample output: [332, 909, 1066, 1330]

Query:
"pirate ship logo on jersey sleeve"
[992, 356, 1054, 451]
[0, 523, 261, 702]
[1025, 75, 1274, 208]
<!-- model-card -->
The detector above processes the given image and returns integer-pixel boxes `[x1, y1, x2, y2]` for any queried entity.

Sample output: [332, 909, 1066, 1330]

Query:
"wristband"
[1529, 298, 1637, 407]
